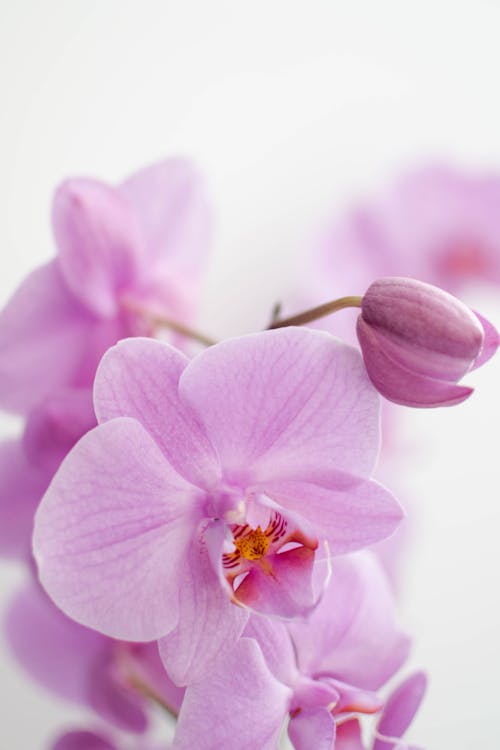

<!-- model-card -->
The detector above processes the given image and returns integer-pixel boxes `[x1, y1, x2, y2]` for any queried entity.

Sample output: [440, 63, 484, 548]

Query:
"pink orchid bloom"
[34, 328, 403, 686]
[5, 579, 183, 734]
[303, 164, 500, 358]
[0, 158, 212, 414]
[0, 388, 95, 561]
[357, 277, 499, 407]
[171, 552, 419, 750]
[315, 164, 500, 302]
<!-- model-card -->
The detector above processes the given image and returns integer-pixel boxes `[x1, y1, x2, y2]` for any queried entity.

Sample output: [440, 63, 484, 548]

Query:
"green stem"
[146, 311, 217, 347]
[122, 298, 217, 347]
[127, 671, 179, 719]
[268, 295, 363, 329]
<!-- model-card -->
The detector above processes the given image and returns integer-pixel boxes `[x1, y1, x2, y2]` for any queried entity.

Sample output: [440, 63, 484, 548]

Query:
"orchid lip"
[221, 511, 319, 604]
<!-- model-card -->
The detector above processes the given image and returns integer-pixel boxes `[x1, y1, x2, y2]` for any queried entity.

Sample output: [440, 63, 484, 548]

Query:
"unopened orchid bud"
[356, 277, 499, 407]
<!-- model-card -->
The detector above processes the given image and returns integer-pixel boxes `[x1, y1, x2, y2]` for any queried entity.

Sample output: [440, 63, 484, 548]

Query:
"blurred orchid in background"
[5, 579, 183, 733]
[0, 158, 212, 414]
[313, 165, 500, 303]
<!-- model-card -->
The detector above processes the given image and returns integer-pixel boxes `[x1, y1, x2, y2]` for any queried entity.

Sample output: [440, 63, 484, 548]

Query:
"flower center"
[222, 512, 287, 571]
[233, 526, 270, 560]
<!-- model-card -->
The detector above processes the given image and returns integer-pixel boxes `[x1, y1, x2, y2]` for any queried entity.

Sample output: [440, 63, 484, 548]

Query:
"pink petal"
[87, 660, 148, 734]
[258, 476, 403, 554]
[0, 261, 94, 413]
[357, 317, 473, 407]
[291, 676, 340, 713]
[231, 539, 319, 618]
[33, 418, 200, 641]
[120, 157, 213, 282]
[373, 672, 427, 750]
[53, 178, 143, 318]
[324, 677, 383, 714]
[0, 440, 48, 560]
[23, 388, 96, 474]
[94, 337, 220, 487]
[52, 732, 117, 750]
[289, 552, 411, 691]
[179, 328, 381, 484]
[5, 580, 105, 706]
[158, 532, 248, 686]
[172, 638, 291, 750]
[7, 584, 149, 733]
[335, 720, 365, 750]
[243, 616, 297, 685]
[472, 310, 500, 369]
[288, 707, 336, 750]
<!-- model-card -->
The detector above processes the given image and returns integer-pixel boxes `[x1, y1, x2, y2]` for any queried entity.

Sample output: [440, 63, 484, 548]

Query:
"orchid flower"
[171, 551, 424, 750]
[313, 165, 500, 306]
[33, 328, 403, 686]
[0, 158, 212, 414]
[5, 579, 183, 733]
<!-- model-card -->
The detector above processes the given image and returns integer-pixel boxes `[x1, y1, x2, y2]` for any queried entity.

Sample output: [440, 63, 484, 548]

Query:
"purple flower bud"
[356, 277, 499, 407]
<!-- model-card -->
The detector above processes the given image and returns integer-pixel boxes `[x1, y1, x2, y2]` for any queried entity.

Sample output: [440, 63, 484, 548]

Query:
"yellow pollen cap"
[233, 526, 271, 561]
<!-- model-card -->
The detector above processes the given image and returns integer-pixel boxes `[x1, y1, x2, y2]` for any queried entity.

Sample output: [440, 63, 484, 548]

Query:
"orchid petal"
[173, 638, 290, 750]
[87, 662, 148, 734]
[52, 732, 117, 750]
[179, 328, 380, 484]
[373, 672, 427, 750]
[0, 262, 93, 413]
[0, 440, 48, 560]
[324, 677, 383, 714]
[259, 476, 403, 554]
[7, 578, 149, 732]
[232, 540, 319, 618]
[4, 580, 105, 706]
[158, 530, 248, 686]
[94, 337, 220, 487]
[120, 157, 212, 281]
[288, 707, 336, 750]
[472, 310, 500, 369]
[357, 317, 473, 407]
[23, 388, 95, 474]
[53, 178, 142, 318]
[289, 552, 411, 691]
[335, 719, 365, 750]
[243, 616, 297, 685]
[34, 418, 200, 641]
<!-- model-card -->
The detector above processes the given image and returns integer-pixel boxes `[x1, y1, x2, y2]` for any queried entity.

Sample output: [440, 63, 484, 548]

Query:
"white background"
[1, 1, 500, 748]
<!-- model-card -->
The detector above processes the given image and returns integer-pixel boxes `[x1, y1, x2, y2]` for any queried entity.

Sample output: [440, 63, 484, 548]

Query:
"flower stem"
[127, 671, 179, 719]
[268, 295, 363, 329]
[122, 298, 217, 347]
[145, 311, 217, 347]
